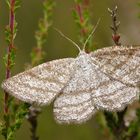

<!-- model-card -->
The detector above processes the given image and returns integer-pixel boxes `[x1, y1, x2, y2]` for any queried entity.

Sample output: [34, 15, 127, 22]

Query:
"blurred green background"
[0, 0, 140, 140]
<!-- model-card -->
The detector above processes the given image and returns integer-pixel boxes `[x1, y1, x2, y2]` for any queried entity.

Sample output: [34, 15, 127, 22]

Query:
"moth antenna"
[83, 18, 101, 51]
[54, 28, 81, 52]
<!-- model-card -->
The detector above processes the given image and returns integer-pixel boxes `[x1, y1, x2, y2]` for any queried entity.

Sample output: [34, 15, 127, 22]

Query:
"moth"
[1, 25, 140, 124]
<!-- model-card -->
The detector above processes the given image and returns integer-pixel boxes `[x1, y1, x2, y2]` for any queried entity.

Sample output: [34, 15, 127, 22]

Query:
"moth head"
[54, 19, 100, 54]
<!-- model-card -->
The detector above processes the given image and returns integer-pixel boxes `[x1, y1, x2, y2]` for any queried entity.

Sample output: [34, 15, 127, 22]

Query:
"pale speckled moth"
[1, 23, 140, 124]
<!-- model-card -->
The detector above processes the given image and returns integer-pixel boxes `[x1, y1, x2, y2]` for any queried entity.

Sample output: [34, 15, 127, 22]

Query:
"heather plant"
[0, 0, 55, 140]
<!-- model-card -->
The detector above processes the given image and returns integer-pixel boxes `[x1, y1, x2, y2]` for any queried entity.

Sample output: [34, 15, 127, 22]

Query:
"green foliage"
[1, 1, 29, 140]
[3, 47, 16, 70]
[5, 25, 11, 45]
[1, 103, 30, 140]
[4, 1, 19, 70]
[104, 112, 118, 133]
[104, 110, 129, 140]
[73, 0, 93, 51]
[6, 0, 21, 12]
[31, 0, 55, 66]
[14, 0, 21, 13]
[119, 109, 140, 140]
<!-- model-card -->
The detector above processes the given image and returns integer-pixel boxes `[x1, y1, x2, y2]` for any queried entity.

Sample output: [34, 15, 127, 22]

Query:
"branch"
[4, 0, 16, 115]
[108, 6, 121, 46]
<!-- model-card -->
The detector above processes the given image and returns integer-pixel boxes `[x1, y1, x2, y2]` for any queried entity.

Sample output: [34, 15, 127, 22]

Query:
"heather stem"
[27, 107, 41, 140]
[4, 0, 15, 117]
[73, 0, 93, 52]
[108, 6, 121, 46]
[104, 5, 129, 140]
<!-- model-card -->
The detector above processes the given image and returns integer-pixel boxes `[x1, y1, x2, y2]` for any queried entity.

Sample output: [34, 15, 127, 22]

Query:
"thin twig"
[108, 6, 121, 46]
[73, 0, 93, 52]
[109, 6, 127, 138]
[4, 1, 16, 133]
[27, 107, 41, 140]
[106, 6, 131, 140]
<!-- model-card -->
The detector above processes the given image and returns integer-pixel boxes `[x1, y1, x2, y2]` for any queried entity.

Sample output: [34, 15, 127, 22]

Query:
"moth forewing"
[1, 58, 75, 105]
[90, 46, 140, 111]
